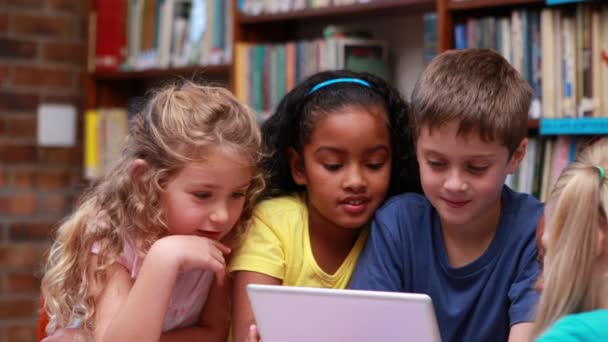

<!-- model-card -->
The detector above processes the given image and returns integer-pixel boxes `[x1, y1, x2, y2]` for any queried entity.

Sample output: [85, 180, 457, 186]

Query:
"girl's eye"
[367, 162, 385, 170]
[231, 192, 246, 199]
[194, 192, 211, 199]
[324, 164, 342, 171]
[427, 160, 445, 168]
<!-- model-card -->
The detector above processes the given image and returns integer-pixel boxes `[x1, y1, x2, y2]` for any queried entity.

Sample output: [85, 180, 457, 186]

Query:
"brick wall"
[0, 0, 86, 340]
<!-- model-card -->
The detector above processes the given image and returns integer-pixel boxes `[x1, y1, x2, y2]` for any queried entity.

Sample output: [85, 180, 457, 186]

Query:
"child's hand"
[152, 235, 231, 285]
[245, 324, 261, 342]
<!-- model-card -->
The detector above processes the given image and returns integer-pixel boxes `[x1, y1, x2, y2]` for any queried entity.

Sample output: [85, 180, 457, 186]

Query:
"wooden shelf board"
[239, 0, 435, 24]
[92, 64, 231, 80]
[448, 0, 544, 11]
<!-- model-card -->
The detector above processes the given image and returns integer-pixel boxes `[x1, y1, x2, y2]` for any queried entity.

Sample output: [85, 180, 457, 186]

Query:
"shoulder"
[251, 193, 307, 234]
[376, 192, 432, 220]
[536, 310, 608, 341]
[502, 186, 544, 229]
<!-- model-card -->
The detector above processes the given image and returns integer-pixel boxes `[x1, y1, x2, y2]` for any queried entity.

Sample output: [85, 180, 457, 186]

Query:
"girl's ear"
[288, 148, 307, 186]
[506, 138, 528, 174]
[131, 158, 148, 182]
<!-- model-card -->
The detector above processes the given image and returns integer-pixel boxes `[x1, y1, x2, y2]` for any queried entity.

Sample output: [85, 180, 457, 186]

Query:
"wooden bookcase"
[85, 0, 436, 111]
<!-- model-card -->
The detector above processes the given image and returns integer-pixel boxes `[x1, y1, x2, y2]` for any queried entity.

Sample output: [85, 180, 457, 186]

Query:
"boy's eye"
[193, 192, 211, 199]
[468, 165, 488, 173]
[323, 164, 342, 171]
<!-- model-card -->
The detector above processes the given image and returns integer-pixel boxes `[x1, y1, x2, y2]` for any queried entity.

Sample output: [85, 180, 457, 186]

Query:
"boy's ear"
[506, 138, 528, 174]
[288, 148, 307, 186]
[131, 158, 148, 182]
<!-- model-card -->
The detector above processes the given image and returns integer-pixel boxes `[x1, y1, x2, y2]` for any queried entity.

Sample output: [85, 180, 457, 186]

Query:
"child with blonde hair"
[41, 80, 264, 341]
[533, 137, 608, 341]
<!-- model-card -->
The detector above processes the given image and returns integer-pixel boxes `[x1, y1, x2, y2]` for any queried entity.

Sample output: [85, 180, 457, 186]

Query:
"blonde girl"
[533, 137, 608, 341]
[41, 81, 264, 342]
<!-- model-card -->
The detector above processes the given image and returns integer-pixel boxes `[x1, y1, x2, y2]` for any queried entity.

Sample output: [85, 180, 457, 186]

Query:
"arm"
[348, 203, 406, 291]
[508, 323, 534, 342]
[232, 271, 281, 342]
[159, 278, 230, 342]
[94, 236, 229, 342]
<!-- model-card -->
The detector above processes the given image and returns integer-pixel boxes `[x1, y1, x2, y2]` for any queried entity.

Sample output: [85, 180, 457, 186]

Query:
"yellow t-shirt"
[228, 193, 369, 289]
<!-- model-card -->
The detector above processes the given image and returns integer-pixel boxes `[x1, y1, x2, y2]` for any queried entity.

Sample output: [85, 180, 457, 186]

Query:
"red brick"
[9, 221, 55, 241]
[6, 116, 37, 140]
[37, 170, 72, 189]
[49, 0, 87, 14]
[0, 193, 37, 216]
[0, 244, 46, 268]
[0, 39, 37, 59]
[13, 66, 75, 89]
[0, 14, 7, 33]
[10, 169, 36, 188]
[5, 272, 40, 294]
[4, 0, 44, 8]
[0, 299, 37, 319]
[0, 144, 37, 163]
[12, 14, 75, 40]
[6, 323, 37, 342]
[0, 168, 4, 187]
[42, 41, 85, 66]
[0, 91, 39, 112]
[39, 194, 68, 215]
[0, 64, 8, 84]
[37, 147, 81, 165]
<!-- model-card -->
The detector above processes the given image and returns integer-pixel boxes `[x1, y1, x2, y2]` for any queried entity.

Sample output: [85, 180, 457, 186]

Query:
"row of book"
[454, 3, 608, 119]
[234, 38, 390, 120]
[93, 0, 232, 72]
[506, 135, 594, 201]
[238, 0, 371, 16]
[84, 108, 129, 180]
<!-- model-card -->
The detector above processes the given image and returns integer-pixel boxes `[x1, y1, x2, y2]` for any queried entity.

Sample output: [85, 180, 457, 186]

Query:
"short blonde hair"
[532, 138, 608, 337]
[41, 80, 264, 335]
[411, 49, 532, 154]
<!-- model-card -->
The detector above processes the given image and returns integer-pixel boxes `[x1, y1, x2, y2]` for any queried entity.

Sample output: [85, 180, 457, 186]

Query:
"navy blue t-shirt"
[350, 186, 543, 342]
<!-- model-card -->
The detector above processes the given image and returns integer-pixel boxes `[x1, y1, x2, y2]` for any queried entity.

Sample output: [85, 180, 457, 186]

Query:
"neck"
[440, 198, 502, 267]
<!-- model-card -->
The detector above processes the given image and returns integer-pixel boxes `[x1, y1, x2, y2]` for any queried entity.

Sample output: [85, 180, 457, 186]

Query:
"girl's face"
[162, 148, 253, 241]
[290, 105, 392, 232]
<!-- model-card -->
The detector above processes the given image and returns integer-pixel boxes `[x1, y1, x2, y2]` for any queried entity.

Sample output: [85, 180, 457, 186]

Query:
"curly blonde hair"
[41, 80, 264, 335]
[532, 138, 608, 338]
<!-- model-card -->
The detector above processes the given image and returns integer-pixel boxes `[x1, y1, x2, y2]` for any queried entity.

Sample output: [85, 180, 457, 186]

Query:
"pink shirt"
[43, 241, 214, 341]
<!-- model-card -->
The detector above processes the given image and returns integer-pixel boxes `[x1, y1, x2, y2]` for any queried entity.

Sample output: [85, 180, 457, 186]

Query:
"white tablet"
[246, 284, 441, 342]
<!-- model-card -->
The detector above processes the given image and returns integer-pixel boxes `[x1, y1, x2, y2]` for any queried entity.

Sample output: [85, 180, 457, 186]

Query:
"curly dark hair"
[261, 69, 421, 199]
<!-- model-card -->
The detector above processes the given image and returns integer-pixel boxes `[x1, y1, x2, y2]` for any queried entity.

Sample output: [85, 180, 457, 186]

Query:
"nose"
[209, 201, 229, 225]
[342, 165, 366, 192]
[443, 169, 468, 192]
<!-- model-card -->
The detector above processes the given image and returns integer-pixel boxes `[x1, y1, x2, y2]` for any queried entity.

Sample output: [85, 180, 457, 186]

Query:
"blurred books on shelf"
[84, 108, 129, 180]
[91, 0, 233, 73]
[453, 3, 608, 120]
[234, 37, 389, 120]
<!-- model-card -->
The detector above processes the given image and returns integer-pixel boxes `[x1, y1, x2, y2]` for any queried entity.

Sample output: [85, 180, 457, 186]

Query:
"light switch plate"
[37, 103, 77, 147]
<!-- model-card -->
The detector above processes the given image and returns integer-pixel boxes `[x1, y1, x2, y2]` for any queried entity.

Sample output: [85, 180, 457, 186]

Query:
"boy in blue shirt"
[349, 49, 544, 342]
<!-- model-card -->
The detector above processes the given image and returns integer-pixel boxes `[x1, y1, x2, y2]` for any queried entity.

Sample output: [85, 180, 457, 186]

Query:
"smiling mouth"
[442, 198, 471, 208]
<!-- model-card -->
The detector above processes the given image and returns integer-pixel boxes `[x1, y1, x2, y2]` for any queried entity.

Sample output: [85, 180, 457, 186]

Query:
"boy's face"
[415, 121, 525, 229]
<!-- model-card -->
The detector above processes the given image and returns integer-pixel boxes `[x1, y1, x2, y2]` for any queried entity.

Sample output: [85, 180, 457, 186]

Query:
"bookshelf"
[437, 0, 608, 199]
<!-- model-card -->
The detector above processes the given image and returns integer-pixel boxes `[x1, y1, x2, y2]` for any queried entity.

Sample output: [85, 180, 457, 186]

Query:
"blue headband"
[596, 166, 605, 182]
[308, 78, 372, 95]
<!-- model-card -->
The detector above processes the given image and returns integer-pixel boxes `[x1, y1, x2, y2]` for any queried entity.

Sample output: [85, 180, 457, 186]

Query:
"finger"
[247, 324, 259, 342]
[212, 240, 231, 254]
